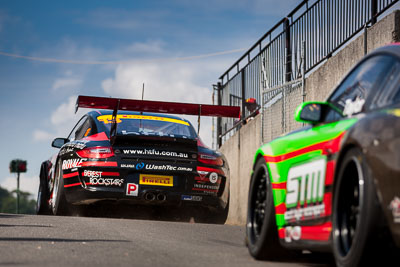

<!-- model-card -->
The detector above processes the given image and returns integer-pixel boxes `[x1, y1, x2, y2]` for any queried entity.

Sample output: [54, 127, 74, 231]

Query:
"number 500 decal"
[284, 158, 327, 221]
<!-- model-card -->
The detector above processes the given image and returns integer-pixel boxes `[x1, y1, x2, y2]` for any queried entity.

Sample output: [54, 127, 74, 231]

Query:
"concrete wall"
[221, 115, 261, 225]
[221, 10, 400, 226]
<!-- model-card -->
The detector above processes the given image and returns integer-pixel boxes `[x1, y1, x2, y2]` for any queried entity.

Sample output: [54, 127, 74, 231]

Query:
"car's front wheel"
[332, 148, 380, 267]
[246, 157, 286, 260]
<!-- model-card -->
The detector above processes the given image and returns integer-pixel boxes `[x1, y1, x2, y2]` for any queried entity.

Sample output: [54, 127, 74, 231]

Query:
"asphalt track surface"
[0, 213, 335, 267]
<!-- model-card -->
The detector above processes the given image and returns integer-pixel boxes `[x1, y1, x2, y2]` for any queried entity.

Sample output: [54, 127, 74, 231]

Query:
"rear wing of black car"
[75, 95, 240, 143]
[76, 95, 240, 118]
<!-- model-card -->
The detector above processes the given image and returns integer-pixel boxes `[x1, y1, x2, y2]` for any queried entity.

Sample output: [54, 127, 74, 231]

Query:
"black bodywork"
[38, 110, 229, 218]
[339, 106, 400, 247]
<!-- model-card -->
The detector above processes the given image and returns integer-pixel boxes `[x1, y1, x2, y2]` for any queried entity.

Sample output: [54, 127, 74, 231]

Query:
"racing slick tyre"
[246, 157, 287, 260]
[332, 148, 380, 267]
[36, 163, 51, 215]
[51, 159, 70, 216]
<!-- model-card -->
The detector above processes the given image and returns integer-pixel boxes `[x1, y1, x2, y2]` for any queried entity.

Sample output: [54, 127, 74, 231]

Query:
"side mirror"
[295, 101, 328, 124]
[51, 138, 69, 148]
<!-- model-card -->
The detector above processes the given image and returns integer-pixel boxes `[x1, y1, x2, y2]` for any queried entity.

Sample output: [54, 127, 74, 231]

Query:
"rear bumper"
[66, 186, 226, 210]
[63, 166, 228, 210]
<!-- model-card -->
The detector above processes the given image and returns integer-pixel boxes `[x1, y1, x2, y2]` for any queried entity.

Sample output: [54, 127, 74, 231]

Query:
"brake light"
[198, 153, 223, 166]
[76, 146, 115, 158]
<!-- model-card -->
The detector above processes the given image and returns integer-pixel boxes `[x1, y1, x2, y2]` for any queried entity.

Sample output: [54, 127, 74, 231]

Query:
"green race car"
[246, 44, 400, 267]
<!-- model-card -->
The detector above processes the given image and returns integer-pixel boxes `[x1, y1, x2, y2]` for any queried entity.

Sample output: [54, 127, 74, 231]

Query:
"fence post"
[284, 18, 292, 82]
[217, 82, 222, 148]
[241, 70, 246, 122]
[371, 0, 378, 25]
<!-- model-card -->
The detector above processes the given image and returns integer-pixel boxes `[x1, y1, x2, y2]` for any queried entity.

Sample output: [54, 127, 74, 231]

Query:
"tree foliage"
[0, 186, 36, 214]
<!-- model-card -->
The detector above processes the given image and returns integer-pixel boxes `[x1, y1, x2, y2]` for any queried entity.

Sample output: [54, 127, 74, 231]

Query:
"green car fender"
[252, 118, 358, 229]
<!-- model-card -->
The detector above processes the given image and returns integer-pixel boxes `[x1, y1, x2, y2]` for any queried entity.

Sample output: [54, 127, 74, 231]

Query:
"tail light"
[77, 146, 115, 159]
[198, 153, 223, 166]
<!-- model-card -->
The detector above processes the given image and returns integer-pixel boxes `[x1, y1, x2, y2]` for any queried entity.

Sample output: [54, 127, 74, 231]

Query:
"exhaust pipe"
[156, 193, 166, 202]
[144, 192, 156, 201]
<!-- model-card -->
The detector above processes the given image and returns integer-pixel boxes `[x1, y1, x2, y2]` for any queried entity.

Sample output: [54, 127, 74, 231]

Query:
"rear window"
[96, 114, 196, 139]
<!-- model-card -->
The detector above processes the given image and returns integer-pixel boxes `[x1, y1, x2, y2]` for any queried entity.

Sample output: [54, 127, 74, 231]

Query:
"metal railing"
[216, 0, 399, 147]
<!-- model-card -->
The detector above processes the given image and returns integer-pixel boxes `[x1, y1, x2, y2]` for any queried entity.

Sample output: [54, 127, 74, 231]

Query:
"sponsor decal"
[97, 114, 190, 126]
[126, 183, 139, 196]
[64, 140, 90, 150]
[83, 170, 102, 178]
[59, 147, 74, 156]
[62, 159, 85, 170]
[209, 172, 218, 184]
[123, 149, 188, 159]
[139, 174, 173, 187]
[89, 178, 124, 186]
[193, 184, 219, 190]
[284, 226, 302, 243]
[136, 162, 145, 170]
[121, 164, 135, 168]
[145, 164, 192, 172]
[181, 195, 202, 202]
[284, 158, 326, 221]
[343, 97, 365, 116]
[389, 196, 400, 223]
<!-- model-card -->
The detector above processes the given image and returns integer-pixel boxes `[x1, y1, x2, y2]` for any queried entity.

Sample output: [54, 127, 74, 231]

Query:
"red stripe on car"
[81, 132, 109, 141]
[278, 228, 285, 239]
[272, 182, 287, 190]
[325, 161, 335, 186]
[264, 132, 345, 163]
[64, 182, 81, 188]
[80, 161, 117, 167]
[323, 192, 332, 216]
[275, 203, 287, 214]
[299, 222, 332, 241]
[63, 172, 79, 179]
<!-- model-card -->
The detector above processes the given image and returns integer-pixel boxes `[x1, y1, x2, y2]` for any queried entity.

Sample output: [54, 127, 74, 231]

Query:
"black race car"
[246, 44, 400, 266]
[37, 95, 239, 222]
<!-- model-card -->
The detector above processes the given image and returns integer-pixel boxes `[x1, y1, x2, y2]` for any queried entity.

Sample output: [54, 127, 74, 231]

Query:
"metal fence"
[261, 79, 304, 143]
[216, 0, 399, 147]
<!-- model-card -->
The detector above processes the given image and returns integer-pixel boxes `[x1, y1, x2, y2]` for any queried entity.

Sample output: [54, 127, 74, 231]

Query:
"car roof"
[86, 110, 191, 123]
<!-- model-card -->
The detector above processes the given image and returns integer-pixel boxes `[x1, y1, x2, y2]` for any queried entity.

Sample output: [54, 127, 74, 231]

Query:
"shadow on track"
[70, 204, 226, 225]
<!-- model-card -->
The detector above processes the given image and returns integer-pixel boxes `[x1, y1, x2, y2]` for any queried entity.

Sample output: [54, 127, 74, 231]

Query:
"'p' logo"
[126, 183, 139, 196]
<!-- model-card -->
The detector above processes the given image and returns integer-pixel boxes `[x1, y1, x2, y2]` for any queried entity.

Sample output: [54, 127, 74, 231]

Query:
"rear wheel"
[51, 159, 70, 215]
[332, 148, 380, 267]
[246, 157, 286, 260]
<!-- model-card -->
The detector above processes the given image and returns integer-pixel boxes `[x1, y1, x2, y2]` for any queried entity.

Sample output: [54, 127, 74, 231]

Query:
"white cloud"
[51, 78, 82, 91]
[50, 95, 85, 127]
[101, 60, 229, 147]
[33, 129, 54, 142]
[102, 62, 211, 103]
[1, 174, 39, 200]
[33, 95, 86, 143]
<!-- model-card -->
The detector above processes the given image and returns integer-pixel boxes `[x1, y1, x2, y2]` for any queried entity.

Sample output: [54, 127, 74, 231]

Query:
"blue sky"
[0, 0, 301, 198]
